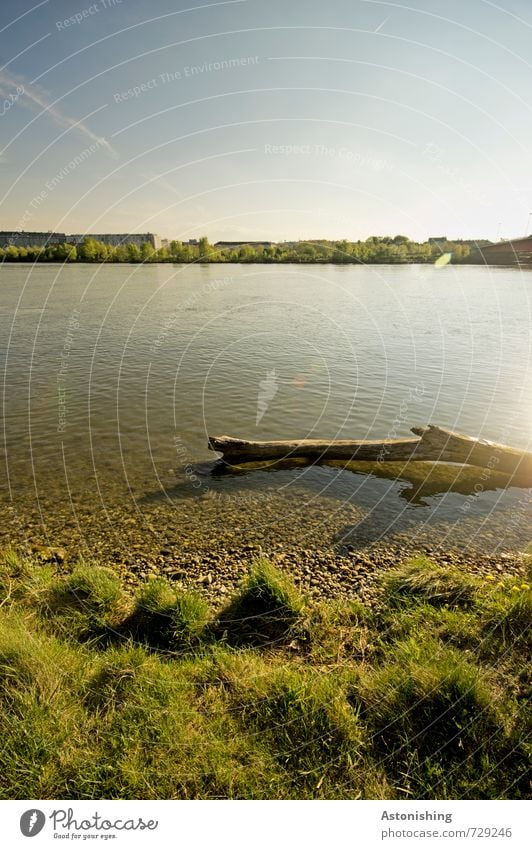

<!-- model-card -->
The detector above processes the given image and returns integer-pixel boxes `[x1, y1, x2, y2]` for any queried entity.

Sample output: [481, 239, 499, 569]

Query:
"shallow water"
[1, 262, 531, 559]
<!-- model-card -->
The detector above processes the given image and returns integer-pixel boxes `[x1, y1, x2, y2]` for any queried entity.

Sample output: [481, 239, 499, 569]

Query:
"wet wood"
[208, 425, 532, 483]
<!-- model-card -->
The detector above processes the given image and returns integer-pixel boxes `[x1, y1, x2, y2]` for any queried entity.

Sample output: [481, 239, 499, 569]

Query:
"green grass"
[120, 578, 210, 651]
[43, 563, 128, 643]
[384, 556, 480, 608]
[353, 637, 527, 798]
[214, 558, 306, 647]
[0, 549, 529, 799]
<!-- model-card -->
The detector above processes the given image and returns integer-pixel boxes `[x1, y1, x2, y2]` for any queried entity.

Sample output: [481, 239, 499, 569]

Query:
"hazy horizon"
[0, 229, 501, 242]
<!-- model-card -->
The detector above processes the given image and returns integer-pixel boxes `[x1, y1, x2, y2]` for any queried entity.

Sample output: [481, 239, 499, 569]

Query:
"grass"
[214, 557, 305, 647]
[43, 563, 127, 643]
[384, 555, 480, 608]
[120, 578, 210, 651]
[0, 548, 529, 799]
[353, 638, 526, 798]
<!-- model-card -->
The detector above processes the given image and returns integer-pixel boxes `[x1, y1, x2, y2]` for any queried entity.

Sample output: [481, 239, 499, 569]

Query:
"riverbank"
[0, 548, 529, 799]
[0, 234, 475, 264]
[26, 540, 530, 606]
[4, 460, 531, 605]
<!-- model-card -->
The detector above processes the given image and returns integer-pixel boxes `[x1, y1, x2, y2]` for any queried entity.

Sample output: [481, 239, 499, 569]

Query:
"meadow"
[0, 549, 529, 799]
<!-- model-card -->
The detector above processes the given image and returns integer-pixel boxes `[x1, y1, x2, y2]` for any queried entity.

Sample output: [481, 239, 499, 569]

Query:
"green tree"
[332, 240, 351, 263]
[95, 241, 109, 262]
[52, 243, 77, 262]
[197, 236, 212, 262]
[127, 243, 141, 262]
[78, 237, 99, 262]
[238, 245, 258, 262]
[114, 245, 129, 262]
[140, 242, 155, 262]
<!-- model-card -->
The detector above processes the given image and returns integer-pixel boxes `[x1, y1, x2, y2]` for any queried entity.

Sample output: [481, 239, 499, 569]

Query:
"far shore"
[0, 258, 500, 265]
[0, 234, 481, 265]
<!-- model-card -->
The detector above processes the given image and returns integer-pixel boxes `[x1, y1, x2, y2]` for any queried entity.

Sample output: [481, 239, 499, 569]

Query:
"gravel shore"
[3, 466, 530, 605]
[94, 541, 530, 604]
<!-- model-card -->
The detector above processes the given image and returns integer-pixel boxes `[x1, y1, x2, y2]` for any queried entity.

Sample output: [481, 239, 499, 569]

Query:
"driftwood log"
[208, 425, 532, 484]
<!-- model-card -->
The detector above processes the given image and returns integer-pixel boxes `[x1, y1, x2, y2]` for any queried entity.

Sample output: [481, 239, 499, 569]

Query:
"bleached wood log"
[208, 425, 532, 483]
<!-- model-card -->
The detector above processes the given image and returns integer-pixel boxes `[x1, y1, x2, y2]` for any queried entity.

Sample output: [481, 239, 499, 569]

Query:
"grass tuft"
[0, 548, 33, 602]
[60, 564, 124, 612]
[215, 559, 306, 647]
[478, 581, 532, 647]
[44, 563, 126, 642]
[355, 637, 527, 798]
[121, 578, 210, 651]
[384, 556, 480, 608]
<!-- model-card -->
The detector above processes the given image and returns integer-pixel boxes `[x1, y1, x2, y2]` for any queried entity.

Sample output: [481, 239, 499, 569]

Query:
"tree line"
[0, 235, 479, 264]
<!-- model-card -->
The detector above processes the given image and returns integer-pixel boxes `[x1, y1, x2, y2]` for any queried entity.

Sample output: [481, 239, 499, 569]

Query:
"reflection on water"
[0, 262, 531, 559]
[201, 458, 516, 505]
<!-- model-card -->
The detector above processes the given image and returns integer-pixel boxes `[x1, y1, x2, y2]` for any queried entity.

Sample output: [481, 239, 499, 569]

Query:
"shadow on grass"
[213, 559, 307, 648]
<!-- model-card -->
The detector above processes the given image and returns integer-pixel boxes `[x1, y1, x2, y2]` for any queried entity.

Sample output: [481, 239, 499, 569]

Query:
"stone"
[33, 546, 65, 563]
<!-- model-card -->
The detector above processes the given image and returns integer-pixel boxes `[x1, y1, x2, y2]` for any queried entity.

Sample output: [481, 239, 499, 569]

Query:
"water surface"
[1, 262, 531, 560]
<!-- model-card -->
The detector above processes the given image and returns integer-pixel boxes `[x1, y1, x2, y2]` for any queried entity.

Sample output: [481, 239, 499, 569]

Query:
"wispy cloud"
[0, 68, 117, 158]
[374, 15, 390, 33]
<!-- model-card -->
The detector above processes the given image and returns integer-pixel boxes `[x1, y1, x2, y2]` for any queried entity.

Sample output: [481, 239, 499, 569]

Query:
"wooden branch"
[208, 425, 532, 484]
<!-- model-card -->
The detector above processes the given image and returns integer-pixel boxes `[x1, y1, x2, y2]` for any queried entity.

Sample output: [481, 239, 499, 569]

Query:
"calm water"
[1, 262, 531, 559]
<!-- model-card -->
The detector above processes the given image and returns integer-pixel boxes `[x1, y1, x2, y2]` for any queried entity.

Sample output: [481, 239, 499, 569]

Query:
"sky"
[1, 0, 532, 242]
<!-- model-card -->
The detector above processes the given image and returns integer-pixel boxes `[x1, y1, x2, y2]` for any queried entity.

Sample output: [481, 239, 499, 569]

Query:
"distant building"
[214, 240, 272, 249]
[428, 236, 447, 244]
[68, 233, 161, 249]
[0, 231, 161, 250]
[0, 231, 66, 247]
[472, 236, 532, 265]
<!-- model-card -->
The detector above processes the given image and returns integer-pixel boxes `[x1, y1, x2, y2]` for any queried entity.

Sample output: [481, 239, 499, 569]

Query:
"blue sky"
[1, 0, 532, 241]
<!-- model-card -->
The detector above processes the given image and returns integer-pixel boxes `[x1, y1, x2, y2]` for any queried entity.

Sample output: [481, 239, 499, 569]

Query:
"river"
[1, 262, 531, 570]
